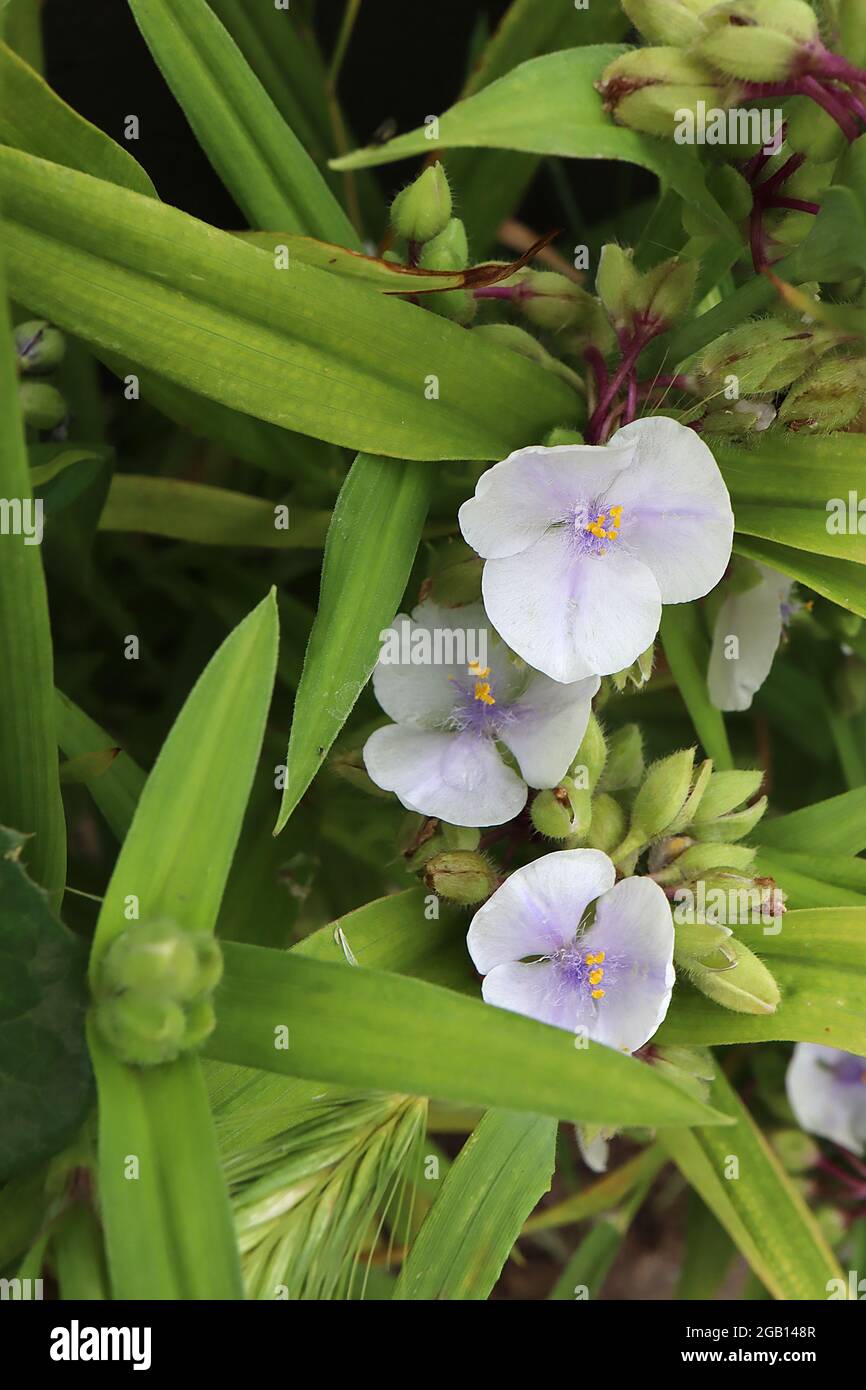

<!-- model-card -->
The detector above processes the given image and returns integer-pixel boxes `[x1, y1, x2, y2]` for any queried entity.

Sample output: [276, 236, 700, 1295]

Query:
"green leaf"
[275, 454, 431, 831]
[89, 1028, 243, 1299]
[332, 46, 736, 240]
[754, 846, 866, 896]
[0, 828, 92, 1180]
[0, 234, 66, 900]
[660, 605, 732, 769]
[393, 1109, 556, 1300]
[757, 787, 866, 854]
[753, 849, 866, 910]
[99, 475, 331, 549]
[548, 1150, 662, 1300]
[657, 907, 866, 1053]
[128, 0, 358, 245]
[54, 689, 146, 843]
[0, 40, 155, 196]
[206, 944, 731, 1130]
[0, 148, 577, 460]
[660, 1068, 842, 1300]
[734, 535, 866, 620]
[524, 1144, 664, 1234]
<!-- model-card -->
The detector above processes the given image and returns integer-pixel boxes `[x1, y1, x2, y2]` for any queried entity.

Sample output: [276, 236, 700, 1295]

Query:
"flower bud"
[692, 0, 818, 83]
[424, 539, 483, 607]
[669, 757, 713, 832]
[18, 381, 66, 430]
[598, 48, 729, 139]
[779, 356, 866, 432]
[96, 995, 188, 1067]
[419, 217, 476, 324]
[390, 162, 452, 244]
[596, 244, 641, 332]
[683, 934, 781, 1014]
[531, 786, 574, 840]
[14, 319, 66, 373]
[702, 401, 777, 436]
[598, 724, 645, 791]
[691, 768, 763, 822]
[544, 427, 586, 447]
[696, 317, 837, 397]
[496, 269, 605, 334]
[423, 850, 497, 905]
[584, 792, 627, 853]
[668, 841, 757, 877]
[182, 998, 217, 1049]
[630, 747, 696, 842]
[623, 0, 715, 47]
[772, 1127, 820, 1173]
[674, 919, 734, 970]
[568, 713, 607, 792]
[691, 794, 767, 843]
[402, 816, 480, 870]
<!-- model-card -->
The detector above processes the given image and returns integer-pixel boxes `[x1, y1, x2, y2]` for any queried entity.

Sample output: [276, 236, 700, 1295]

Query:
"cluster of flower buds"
[606, 1, 866, 144]
[390, 162, 476, 323]
[92, 918, 223, 1066]
[14, 318, 67, 431]
[673, 918, 781, 1013]
[597, 245, 697, 339]
[399, 814, 499, 906]
[473, 267, 614, 352]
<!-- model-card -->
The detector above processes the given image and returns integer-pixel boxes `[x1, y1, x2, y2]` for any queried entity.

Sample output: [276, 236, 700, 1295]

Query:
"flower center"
[584, 504, 623, 546]
[552, 943, 616, 1005]
[570, 500, 625, 557]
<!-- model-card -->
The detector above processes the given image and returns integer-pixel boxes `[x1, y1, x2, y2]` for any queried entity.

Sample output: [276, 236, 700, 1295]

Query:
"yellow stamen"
[585, 503, 624, 543]
[591, 988, 606, 1000]
[468, 661, 491, 677]
[474, 680, 495, 707]
[589, 968, 604, 986]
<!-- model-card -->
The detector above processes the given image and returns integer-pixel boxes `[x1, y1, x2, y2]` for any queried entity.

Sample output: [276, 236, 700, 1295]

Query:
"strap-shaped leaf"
[99, 475, 331, 549]
[393, 1109, 557, 1300]
[275, 453, 432, 832]
[0, 148, 577, 460]
[128, 0, 358, 244]
[54, 690, 146, 842]
[757, 787, 866, 854]
[660, 1069, 843, 1300]
[206, 943, 731, 1131]
[660, 605, 733, 770]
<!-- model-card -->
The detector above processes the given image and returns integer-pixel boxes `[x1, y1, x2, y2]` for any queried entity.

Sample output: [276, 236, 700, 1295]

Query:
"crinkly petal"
[458, 443, 633, 560]
[708, 566, 792, 712]
[786, 1044, 866, 1156]
[482, 530, 662, 682]
[467, 848, 616, 974]
[481, 960, 582, 1031]
[606, 417, 734, 603]
[363, 725, 526, 827]
[372, 600, 493, 727]
[499, 671, 600, 788]
[578, 876, 675, 1053]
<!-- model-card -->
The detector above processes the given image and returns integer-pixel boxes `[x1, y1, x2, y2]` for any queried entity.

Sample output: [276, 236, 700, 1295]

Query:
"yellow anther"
[591, 988, 606, 1000]
[596, 951, 606, 963]
[469, 661, 491, 677]
[474, 680, 495, 707]
[589, 968, 604, 986]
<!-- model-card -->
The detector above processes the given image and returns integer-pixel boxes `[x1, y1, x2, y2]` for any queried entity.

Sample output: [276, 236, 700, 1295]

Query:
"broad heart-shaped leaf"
[0, 148, 577, 460]
[0, 828, 92, 1180]
[660, 1069, 843, 1301]
[206, 944, 731, 1131]
[89, 1027, 243, 1300]
[128, 0, 358, 245]
[734, 535, 866, 620]
[0, 231, 66, 902]
[392, 1109, 557, 1301]
[718, 433, 866, 566]
[275, 454, 432, 832]
[660, 605, 732, 770]
[332, 45, 737, 242]
[87, 594, 278, 1299]
[756, 787, 866, 855]
[656, 908, 866, 1054]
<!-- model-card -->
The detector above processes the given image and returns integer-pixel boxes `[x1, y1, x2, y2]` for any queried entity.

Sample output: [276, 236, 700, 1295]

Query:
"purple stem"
[624, 372, 637, 426]
[586, 328, 651, 443]
[584, 345, 609, 400]
[799, 75, 861, 142]
[473, 283, 530, 302]
[764, 195, 820, 215]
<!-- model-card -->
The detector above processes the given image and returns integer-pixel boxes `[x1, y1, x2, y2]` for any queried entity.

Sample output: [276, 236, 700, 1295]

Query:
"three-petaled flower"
[459, 416, 734, 683]
[467, 848, 676, 1053]
[786, 1043, 866, 1155]
[363, 601, 599, 827]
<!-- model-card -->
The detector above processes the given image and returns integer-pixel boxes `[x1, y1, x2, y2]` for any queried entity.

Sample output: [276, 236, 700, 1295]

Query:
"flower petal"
[467, 848, 616, 973]
[482, 530, 661, 682]
[363, 725, 526, 827]
[499, 671, 600, 787]
[708, 566, 791, 712]
[786, 1044, 866, 1156]
[372, 600, 492, 726]
[481, 960, 582, 1031]
[578, 876, 675, 1053]
[607, 417, 734, 603]
[458, 443, 633, 560]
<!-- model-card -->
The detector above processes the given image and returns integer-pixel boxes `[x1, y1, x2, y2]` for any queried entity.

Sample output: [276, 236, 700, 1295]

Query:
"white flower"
[458, 416, 734, 683]
[363, 601, 598, 828]
[708, 561, 795, 712]
[466, 848, 675, 1053]
[786, 1044, 866, 1156]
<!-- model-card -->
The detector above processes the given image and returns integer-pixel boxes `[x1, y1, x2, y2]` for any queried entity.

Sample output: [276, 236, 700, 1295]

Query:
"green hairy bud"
[497, 268, 605, 334]
[598, 48, 730, 138]
[14, 319, 66, 373]
[692, 0, 818, 82]
[697, 318, 840, 396]
[18, 381, 66, 430]
[691, 768, 764, 821]
[682, 933, 781, 1015]
[632, 256, 698, 329]
[533, 778, 592, 841]
[390, 162, 452, 243]
[623, 0, 715, 47]
[772, 1127, 820, 1173]
[419, 218, 475, 324]
[630, 748, 697, 842]
[423, 850, 497, 905]
[584, 792, 627, 853]
[779, 356, 866, 431]
[596, 244, 641, 331]
[93, 918, 223, 1066]
[598, 724, 645, 792]
[647, 1044, 715, 1103]
[667, 841, 757, 877]
[402, 816, 481, 870]
[569, 713, 607, 792]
